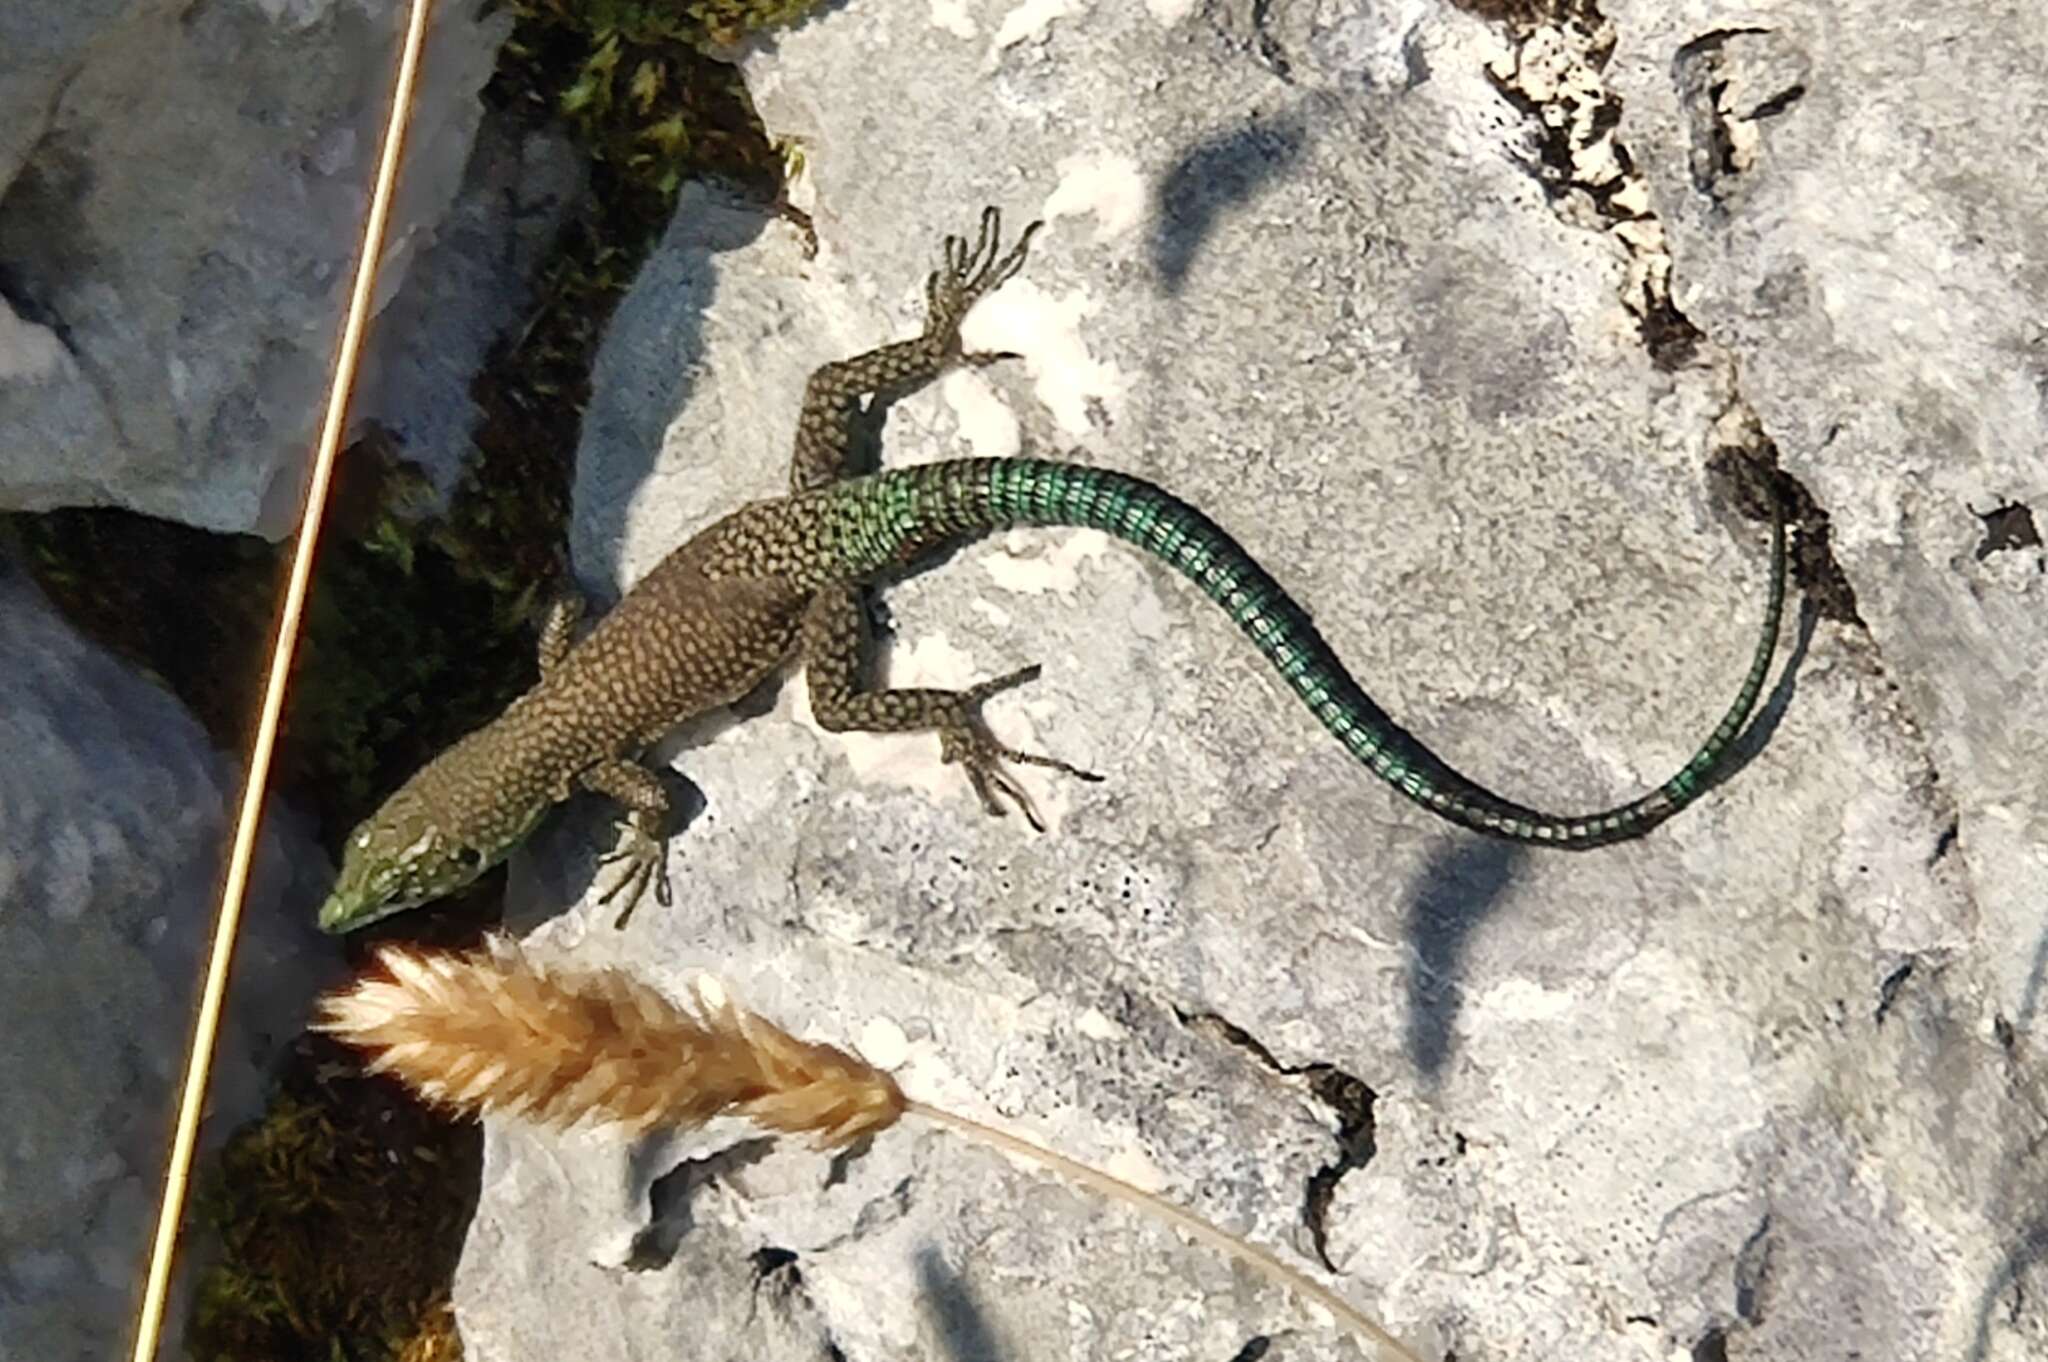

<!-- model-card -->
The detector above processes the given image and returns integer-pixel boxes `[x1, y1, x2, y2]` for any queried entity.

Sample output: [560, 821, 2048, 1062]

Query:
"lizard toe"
[595, 816, 668, 929]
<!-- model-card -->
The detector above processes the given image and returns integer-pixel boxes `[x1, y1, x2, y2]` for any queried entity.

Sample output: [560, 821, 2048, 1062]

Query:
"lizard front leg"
[788, 205, 1041, 494]
[800, 585, 1101, 829]
[583, 757, 672, 928]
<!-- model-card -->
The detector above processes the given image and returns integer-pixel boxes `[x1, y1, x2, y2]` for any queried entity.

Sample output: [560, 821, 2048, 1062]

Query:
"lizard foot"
[595, 811, 673, 930]
[922, 206, 1043, 359]
[939, 665, 1104, 833]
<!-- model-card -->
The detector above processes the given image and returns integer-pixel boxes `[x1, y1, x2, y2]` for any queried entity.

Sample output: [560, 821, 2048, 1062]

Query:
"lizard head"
[318, 787, 495, 934]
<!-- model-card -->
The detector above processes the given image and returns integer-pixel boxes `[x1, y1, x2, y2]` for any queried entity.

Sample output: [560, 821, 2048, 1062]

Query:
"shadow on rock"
[1404, 837, 1520, 1080]
[1154, 110, 1309, 292]
[1697, 593, 1821, 803]
[573, 187, 770, 599]
[917, 1244, 1011, 1362]
[624, 1136, 778, 1272]
[1966, 1209, 2048, 1358]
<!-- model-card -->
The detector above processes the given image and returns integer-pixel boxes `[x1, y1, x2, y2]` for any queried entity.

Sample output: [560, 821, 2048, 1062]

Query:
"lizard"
[318, 206, 1787, 935]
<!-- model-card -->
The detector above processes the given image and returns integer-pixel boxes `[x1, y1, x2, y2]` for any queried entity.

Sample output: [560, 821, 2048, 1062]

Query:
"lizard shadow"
[916, 1243, 1014, 1362]
[1401, 593, 1818, 1079]
[1690, 591, 1821, 802]
[1152, 109, 1310, 293]
[1404, 837, 1522, 1081]
[1965, 1170, 2048, 1357]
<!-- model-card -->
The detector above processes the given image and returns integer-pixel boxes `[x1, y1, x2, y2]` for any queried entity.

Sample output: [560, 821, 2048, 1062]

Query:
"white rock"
[456, 4, 2046, 1360]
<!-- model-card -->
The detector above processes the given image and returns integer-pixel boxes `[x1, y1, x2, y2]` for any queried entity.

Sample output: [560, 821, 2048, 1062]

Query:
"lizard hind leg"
[800, 587, 1101, 832]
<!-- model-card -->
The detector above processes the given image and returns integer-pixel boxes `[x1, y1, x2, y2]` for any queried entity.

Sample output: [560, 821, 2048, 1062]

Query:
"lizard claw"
[595, 812, 672, 929]
[940, 664, 1104, 833]
[922, 207, 1044, 354]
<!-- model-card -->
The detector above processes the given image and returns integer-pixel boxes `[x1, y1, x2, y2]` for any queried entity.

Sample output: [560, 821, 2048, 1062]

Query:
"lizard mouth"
[318, 870, 439, 933]
[318, 888, 404, 934]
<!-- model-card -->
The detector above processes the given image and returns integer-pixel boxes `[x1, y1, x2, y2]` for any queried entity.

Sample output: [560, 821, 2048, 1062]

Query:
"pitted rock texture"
[450, 5, 2044, 1361]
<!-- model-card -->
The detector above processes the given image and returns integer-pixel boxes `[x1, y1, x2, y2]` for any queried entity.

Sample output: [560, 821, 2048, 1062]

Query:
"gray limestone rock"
[354, 107, 586, 501]
[1602, 0, 2048, 1025]
[0, 562, 331, 1359]
[451, 4, 2045, 1361]
[0, 0, 515, 535]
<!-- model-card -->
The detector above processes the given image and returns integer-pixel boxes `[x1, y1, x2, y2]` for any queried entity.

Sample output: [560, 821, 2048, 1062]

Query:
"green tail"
[824, 457, 1785, 848]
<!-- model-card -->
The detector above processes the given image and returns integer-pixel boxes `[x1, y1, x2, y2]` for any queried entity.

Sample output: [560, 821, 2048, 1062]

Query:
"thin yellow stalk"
[319, 940, 1423, 1360]
[906, 1101, 1424, 1362]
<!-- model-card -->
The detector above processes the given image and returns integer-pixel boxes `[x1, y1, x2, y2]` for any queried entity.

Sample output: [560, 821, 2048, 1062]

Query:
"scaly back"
[803, 456, 1785, 848]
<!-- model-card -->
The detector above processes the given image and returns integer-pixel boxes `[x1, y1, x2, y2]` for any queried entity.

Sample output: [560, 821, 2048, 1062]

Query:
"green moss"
[8, 3, 831, 1358]
[0, 507, 276, 749]
[512, 0, 828, 53]
[2, 442, 548, 836]
[494, 0, 810, 213]
[5, 0, 825, 841]
[187, 1041, 480, 1362]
